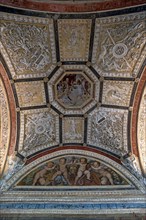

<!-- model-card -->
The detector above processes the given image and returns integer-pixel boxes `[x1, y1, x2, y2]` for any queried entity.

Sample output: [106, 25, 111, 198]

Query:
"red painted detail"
[26, 145, 121, 165]
[0, 0, 145, 12]
[0, 63, 17, 155]
[131, 67, 146, 156]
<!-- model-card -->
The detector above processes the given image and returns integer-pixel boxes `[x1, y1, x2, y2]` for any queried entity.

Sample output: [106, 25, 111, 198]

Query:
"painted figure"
[91, 161, 114, 185]
[52, 158, 71, 185]
[57, 74, 91, 107]
[74, 158, 91, 185]
[65, 119, 82, 140]
[32, 161, 55, 186]
[18, 156, 128, 187]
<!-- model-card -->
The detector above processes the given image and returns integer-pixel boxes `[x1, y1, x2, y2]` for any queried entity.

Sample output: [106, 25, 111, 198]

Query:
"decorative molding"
[131, 68, 146, 156]
[137, 85, 146, 176]
[0, 63, 17, 156]
[0, 78, 10, 176]
[0, 207, 146, 215]
[0, 0, 145, 12]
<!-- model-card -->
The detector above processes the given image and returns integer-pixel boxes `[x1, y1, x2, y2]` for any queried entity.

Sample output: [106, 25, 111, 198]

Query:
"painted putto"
[17, 156, 128, 186]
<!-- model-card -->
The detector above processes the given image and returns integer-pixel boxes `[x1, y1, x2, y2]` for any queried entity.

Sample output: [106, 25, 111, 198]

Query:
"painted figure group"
[31, 157, 116, 186]
[57, 74, 91, 107]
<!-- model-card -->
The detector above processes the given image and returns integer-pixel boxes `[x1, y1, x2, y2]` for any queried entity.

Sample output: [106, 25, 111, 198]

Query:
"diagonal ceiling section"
[0, 15, 56, 79]
[92, 13, 146, 78]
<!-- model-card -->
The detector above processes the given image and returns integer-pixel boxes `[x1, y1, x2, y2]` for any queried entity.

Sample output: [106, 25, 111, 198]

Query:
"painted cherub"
[52, 157, 71, 185]
[32, 161, 56, 186]
[91, 161, 114, 185]
[74, 158, 91, 185]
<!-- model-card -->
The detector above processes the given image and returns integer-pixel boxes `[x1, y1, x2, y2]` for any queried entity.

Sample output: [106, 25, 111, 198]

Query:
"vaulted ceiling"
[0, 0, 146, 218]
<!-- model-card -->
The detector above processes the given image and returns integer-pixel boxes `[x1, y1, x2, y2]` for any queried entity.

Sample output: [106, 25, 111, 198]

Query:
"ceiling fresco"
[0, 1, 146, 217]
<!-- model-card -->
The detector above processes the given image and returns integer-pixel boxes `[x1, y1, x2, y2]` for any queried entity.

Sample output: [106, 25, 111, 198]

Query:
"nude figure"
[52, 158, 71, 185]
[32, 161, 55, 186]
[91, 161, 114, 185]
[74, 158, 91, 185]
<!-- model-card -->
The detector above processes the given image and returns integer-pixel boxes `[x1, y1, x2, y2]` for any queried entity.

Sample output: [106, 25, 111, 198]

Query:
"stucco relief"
[15, 81, 46, 107]
[0, 154, 24, 191]
[62, 117, 84, 143]
[0, 14, 56, 77]
[87, 108, 128, 156]
[58, 19, 91, 61]
[102, 81, 134, 106]
[92, 12, 146, 77]
[18, 109, 59, 157]
[0, 78, 10, 175]
[138, 86, 146, 176]
[121, 154, 146, 185]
